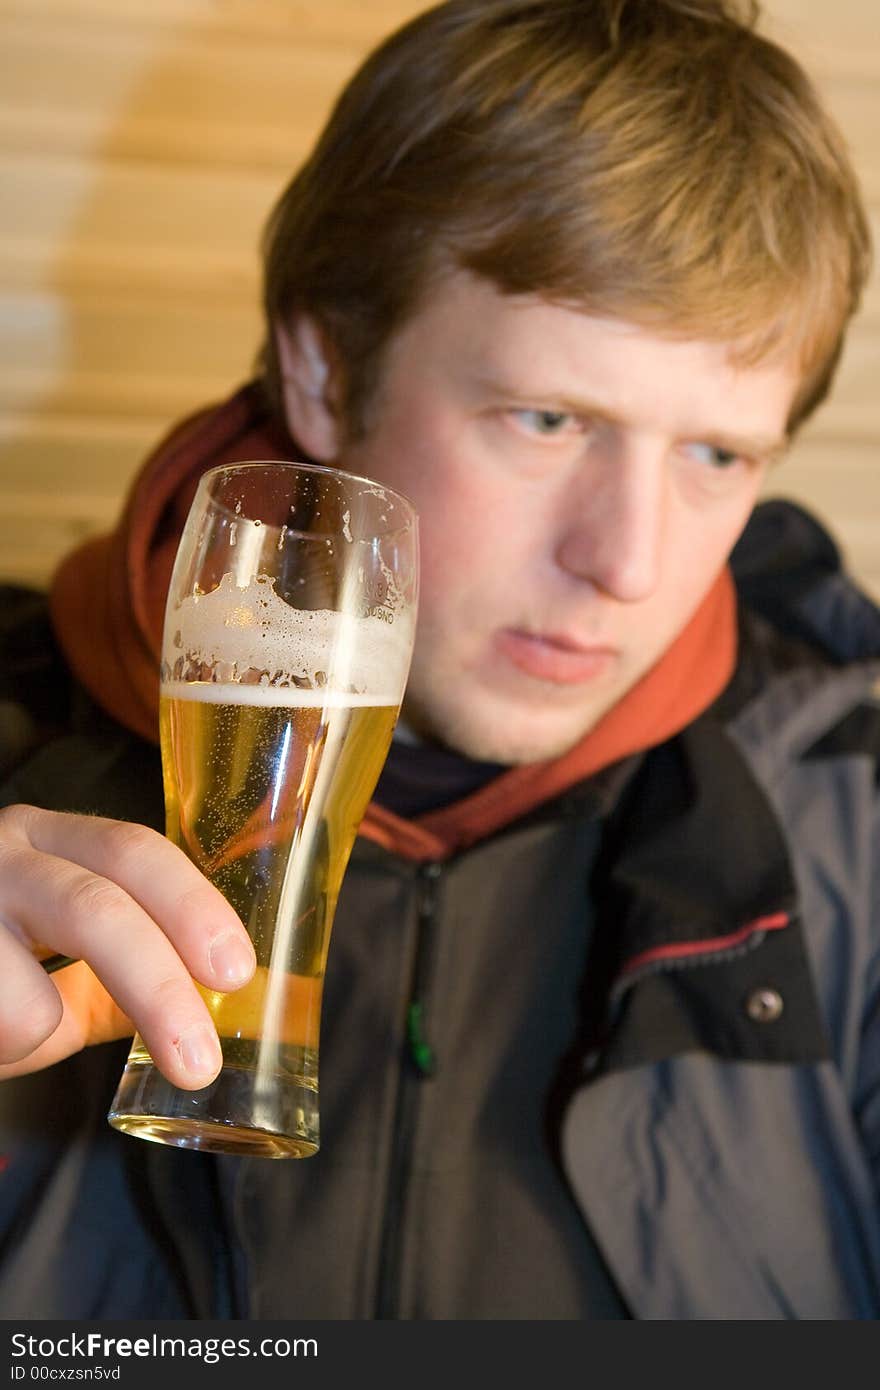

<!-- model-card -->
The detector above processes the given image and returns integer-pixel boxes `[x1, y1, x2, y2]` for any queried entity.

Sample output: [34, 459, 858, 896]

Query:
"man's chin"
[404, 696, 606, 767]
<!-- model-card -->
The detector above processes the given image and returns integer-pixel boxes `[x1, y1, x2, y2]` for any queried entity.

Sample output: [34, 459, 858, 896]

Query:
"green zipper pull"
[406, 1001, 436, 1076]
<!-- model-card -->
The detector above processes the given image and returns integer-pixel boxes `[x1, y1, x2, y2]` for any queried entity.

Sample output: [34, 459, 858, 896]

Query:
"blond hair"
[261, 0, 871, 436]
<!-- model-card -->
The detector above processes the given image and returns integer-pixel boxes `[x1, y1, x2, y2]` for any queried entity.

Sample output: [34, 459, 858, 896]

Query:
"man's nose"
[555, 447, 666, 602]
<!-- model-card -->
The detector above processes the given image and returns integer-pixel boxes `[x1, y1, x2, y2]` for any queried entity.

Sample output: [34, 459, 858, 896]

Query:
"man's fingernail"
[177, 1024, 221, 1079]
[208, 930, 255, 987]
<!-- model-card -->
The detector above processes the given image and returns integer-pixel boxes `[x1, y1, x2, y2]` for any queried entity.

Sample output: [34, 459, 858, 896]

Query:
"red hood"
[50, 381, 738, 863]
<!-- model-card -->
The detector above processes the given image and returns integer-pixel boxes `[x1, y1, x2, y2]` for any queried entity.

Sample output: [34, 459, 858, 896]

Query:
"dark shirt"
[374, 726, 507, 816]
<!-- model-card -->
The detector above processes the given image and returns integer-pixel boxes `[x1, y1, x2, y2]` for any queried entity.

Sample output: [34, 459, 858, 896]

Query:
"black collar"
[582, 710, 828, 1071]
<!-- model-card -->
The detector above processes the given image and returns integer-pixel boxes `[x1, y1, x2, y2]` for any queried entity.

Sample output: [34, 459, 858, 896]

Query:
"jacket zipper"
[374, 859, 442, 1318]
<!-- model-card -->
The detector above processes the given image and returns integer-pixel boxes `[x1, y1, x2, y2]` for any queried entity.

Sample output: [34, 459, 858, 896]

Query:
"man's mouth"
[494, 628, 618, 685]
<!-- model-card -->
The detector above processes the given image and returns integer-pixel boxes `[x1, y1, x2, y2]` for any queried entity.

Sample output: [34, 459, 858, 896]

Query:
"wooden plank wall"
[1, 0, 877, 596]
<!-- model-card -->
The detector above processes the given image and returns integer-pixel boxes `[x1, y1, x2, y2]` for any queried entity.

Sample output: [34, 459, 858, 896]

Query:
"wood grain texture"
[0, 0, 877, 597]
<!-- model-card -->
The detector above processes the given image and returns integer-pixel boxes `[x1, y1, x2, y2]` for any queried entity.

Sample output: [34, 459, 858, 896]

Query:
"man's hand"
[0, 805, 256, 1087]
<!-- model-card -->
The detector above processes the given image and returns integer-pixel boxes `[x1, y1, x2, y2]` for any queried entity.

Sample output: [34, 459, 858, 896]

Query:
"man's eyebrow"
[703, 430, 789, 464]
[472, 372, 789, 461]
[471, 373, 630, 424]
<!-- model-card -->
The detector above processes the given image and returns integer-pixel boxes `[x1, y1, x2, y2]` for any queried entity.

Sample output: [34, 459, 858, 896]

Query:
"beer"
[117, 683, 398, 1156]
[160, 683, 397, 973]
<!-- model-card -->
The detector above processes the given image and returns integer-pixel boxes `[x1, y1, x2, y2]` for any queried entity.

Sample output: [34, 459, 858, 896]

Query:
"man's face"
[286, 273, 798, 764]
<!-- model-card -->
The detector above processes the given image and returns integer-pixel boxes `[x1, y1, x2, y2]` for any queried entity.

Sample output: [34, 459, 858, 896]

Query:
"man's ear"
[274, 315, 343, 461]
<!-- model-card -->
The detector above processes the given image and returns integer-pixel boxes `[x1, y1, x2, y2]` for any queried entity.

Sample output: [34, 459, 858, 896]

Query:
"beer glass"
[107, 460, 418, 1157]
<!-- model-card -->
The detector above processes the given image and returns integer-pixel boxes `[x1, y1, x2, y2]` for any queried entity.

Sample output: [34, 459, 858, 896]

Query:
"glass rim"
[197, 458, 418, 528]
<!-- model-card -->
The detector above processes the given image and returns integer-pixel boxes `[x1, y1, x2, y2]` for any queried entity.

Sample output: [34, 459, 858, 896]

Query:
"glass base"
[107, 1053, 319, 1159]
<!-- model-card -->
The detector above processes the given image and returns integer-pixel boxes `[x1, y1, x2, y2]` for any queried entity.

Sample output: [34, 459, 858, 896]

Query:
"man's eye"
[684, 441, 742, 469]
[511, 409, 575, 436]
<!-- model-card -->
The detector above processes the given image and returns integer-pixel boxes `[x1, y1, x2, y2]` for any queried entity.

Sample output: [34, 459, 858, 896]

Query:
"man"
[0, 0, 877, 1318]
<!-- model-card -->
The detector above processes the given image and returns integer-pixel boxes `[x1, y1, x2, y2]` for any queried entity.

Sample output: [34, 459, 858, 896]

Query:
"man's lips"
[494, 628, 618, 685]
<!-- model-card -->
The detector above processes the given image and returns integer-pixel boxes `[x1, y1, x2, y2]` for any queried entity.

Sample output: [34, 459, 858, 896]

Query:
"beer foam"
[161, 681, 397, 709]
[163, 571, 412, 697]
